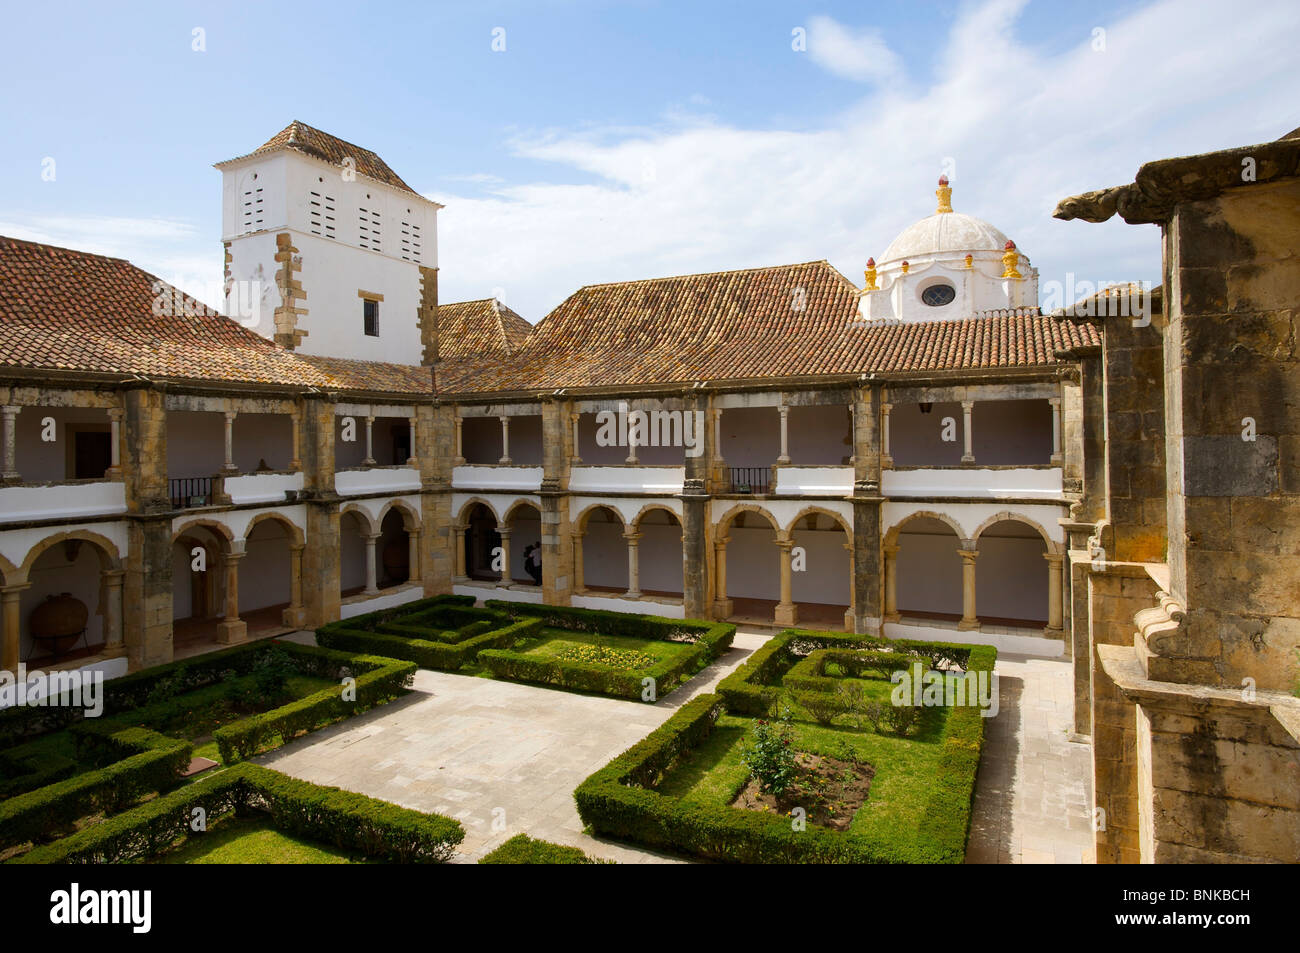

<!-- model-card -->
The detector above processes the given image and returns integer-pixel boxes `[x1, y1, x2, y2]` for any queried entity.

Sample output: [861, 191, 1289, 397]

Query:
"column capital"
[1043, 550, 1065, 566]
[1, 582, 32, 599]
[1048, 396, 1062, 408]
[956, 547, 979, 560]
[961, 400, 975, 411]
[224, 409, 238, 421]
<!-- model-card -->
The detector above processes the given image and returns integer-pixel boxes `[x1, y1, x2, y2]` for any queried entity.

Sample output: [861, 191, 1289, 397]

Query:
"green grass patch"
[154, 813, 371, 864]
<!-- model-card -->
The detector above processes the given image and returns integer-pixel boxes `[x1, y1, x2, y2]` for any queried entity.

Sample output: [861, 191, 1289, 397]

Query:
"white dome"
[879, 212, 1010, 264]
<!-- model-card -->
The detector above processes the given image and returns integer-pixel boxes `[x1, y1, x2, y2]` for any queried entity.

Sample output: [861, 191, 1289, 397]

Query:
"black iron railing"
[727, 466, 770, 494]
[170, 476, 213, 509]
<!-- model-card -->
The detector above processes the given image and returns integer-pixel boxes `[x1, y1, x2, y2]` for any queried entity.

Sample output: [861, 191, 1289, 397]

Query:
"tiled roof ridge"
[571, 258, 844, 292]
[1, 234, 131, 266]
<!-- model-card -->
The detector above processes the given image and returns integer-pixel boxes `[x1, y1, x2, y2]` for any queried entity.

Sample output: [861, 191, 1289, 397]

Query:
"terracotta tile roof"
[0, 236, 335, 387]
[434, 261, 1100, 394]
[435, 298, 533, 359]
[296, 354, 433, 395]
[219, 121, 419, 197]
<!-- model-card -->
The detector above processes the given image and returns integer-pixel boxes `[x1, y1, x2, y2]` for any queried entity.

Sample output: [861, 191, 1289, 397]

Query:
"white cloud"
[805, 14, 904, 85]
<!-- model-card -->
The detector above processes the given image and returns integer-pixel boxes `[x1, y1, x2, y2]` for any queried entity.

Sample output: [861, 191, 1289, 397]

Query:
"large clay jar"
[382, 537, 410, 584]
[29, 592, 89, 654]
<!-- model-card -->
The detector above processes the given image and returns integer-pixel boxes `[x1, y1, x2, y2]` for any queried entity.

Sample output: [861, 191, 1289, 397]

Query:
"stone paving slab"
[265, 630, 1093, 864]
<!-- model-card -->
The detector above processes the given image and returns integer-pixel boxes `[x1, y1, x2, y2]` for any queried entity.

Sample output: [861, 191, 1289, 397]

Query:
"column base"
[883, 611, 901, 623]
[712, 598, 733, 618]
[282, 606, 308, 629]
[960, 455, 975, 464]
[1043, 624, 1065, 640]
[625, 590, 642, 600]
[843, 608, 855, 632]
[956, 618, 980, 631]
[774, 603, 798, 626]
[100, 643, 127, 660]
[216, 619, 248, 644]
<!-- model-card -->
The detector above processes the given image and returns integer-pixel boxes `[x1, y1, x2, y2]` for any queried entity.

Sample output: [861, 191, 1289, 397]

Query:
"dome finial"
[1001, 240, 1022, 279]
[863, 257, 877, 291]
[936, 175, 953, 214]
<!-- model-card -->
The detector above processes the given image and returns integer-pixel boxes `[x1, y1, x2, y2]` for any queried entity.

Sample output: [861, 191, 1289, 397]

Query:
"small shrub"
[740, 707, 797, 797]
[883, 702, 921, 736]
[793, 690, 846, 726]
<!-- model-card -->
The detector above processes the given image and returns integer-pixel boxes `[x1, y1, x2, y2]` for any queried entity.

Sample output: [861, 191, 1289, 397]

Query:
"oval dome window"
[921, 283, 956, 307]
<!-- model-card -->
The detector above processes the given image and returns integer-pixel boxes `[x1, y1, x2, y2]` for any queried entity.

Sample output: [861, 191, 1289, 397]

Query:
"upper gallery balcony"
[0, 403, 127, 523]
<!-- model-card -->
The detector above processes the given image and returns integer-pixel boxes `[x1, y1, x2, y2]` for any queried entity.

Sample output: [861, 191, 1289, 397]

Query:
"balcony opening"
[719, 407, 779, 469]
[889, 402, 965, 466]
[335, 414, 408, 469]
[11, 407, 113, 483]
[971, 399, 1054, 465]
[461, 414, 543, 466]
[785, 404, 853, 465]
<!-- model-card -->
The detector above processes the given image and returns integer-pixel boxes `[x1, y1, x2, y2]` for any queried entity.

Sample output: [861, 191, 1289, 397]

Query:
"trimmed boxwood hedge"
[782, 648, 920, 695]
[478, 833, 607, 864]
[0, 724, 191, 850]
[11, 762, 464, 864]
[317, 612, 543, 671]
[478, 601, 736, 699]
[576, 629, 998, 864]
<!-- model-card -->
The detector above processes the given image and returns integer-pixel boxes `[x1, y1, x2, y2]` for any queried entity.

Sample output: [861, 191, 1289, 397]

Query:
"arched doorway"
[713, 506, 782, 625]
[576, 505, 629, 595]
[504, 502, 542, 587]
[887, 515, 964, 625]
[18, 534, 121, 664]
[239, 516, 296, 635]
[974, 517, 1055, 631]
[632, 506, 684, 602]
[340, 508, 375, 597]
[463, 502, 502, 582]
[788, 509, 853, 630]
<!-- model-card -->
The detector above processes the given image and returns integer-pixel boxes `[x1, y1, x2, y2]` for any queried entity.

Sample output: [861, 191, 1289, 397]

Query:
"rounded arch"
[455, 496, 502, 525]
[340, 503, 378, 536]
[502, 498, 542, 527]
[243, 511, 305, 548]
[783, 505, 852, 538]
[0, 551, 18, 586]
[575, 503, 626, 534]
[884, 509, 965, 546]
[631, 503, 682, 531]
[172, 518, 236, 551]
[377, 498, 420, 533]
[19, 529, 122, 580]
[714, 502, 779, 536]
[971, 511, 1059, 553]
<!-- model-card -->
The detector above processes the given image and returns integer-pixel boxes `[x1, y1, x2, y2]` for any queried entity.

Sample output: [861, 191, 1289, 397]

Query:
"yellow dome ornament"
[862, 258, 877, 291]
[1001, 240, 1022, 279]
[936, 175, 953, 214]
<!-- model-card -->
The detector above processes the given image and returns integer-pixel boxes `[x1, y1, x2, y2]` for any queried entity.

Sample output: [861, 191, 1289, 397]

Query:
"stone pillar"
[1045, 551, 1065, 636]
[571, 532, 584, 592]
[216, 552, 247, 644]
[499, 416, 511, 464]
[363, 533, 380, 594]
[1, 405, 20, 481]
[102, 569, 125, 655]
[883, 543, 900, 622]
[957, 544, 979, 630]
[302, 503, 341, 628]
[497, 528, 512, 584]
[625, 408, 639, 464]
[777, 403, 791, 464]
[1, 584, 29, 672]
[454, 415, 465, 465]
[453, 523, 468, 580]
[775, 534, 798, 626]
[407, 529, 422, 583]
[624, 531, 642, 598]
[283, 545, 307, 628]
[107, 408, 124, 478]
[1048, 396, 1063, 464]
[407, 415, 418, 465]
[680, 491, 709, 619]
[363, 415, 376, 467]
[289, 412, 302, 471]
[880, 402, 892, 468]
[570, 413, 582, 464]
[222, 410, 238, 473]
[843, 542, 856, 632]
[960, 401, 975, 464]
[712, 536, 732, 618]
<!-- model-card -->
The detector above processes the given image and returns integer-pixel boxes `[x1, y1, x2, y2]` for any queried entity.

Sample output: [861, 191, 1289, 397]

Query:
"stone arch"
[0, 551, 19, 587]
[884, 509, 966, 547]
[340, 502, 378, 536]
[455, 496, 503, 525]
[714, 502, 779, 536]
[972, 511, 1060, 553]
[783, 504, 852, 538]
[502, 498, 542, 527]
[173, 518, 236, 553]
[242, 510, 306, 548]
[377, 498, 421, 533]
[19, 529, 121, 580]
[631, 502, 682, 532]
[574, 504, 629, 593]
[575, 502, 627, 533]
[17, 530, 124, 662]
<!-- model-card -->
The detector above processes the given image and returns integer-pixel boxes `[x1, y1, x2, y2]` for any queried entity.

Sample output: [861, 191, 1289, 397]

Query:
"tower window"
[310, 191, 336, 239]
[921, 282, 956, 307]
[363, 298, 379, 336]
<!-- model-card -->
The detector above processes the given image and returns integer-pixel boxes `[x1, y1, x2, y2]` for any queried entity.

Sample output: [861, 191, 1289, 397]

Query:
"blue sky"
[2, 0, 1297, 320]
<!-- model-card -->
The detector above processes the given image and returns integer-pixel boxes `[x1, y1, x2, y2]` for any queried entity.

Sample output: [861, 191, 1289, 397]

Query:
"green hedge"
[782, 649, 920, 695]
[577, 633, 999, 864]
[716, 628, 882, 715]
[11, 762, 464, 864]
[0, 724, 191, 850]
[478, 833, 607, 864]
[317, 614, 543, 671]
[484, 601, 736, 657]
[0, 743, 78, 800]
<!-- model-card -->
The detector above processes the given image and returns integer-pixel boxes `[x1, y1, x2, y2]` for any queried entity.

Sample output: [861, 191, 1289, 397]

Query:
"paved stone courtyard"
[264, 630, 1093, 863]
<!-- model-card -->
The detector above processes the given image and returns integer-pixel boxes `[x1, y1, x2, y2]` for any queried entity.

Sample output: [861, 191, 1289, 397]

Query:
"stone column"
[407, 415, 419, 465]
[1049, 397, 1063, 464]
[0, 405, 20, 481]
[571, 533, 584, 592]
[960, 401, 975, 464]
[880, 402, 893, 468]
[625, 406, 639, 464]
[453, 523, 467, 580]
[454, 415, 465, 465]
[363, 415, 376, 467]
[363, 533, 380, 593]
[499, 416, 511, 464]
[570, 413, 582, 464]
[1045, 551, 1064, 635]
[102, 569, 125, 655]
[712, 535, 732, 618]
[777, 403, 791, 464]
[407, 529, 422, 583]
[497, 528, 512, 584]
[283, 544, 307, 628]
[1, 584, 30, 672]
[216, 552, 247, 644]
[288, 411, 302, 471]
[775, 534, 798, 626]
[843, 542, 856, 632]
[107, 408, 124, 478]
[957, 544, 979, 630]
[883, 542, 900, 621]
[222, 410, 238, 473]
[624, 531, 642, 598]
